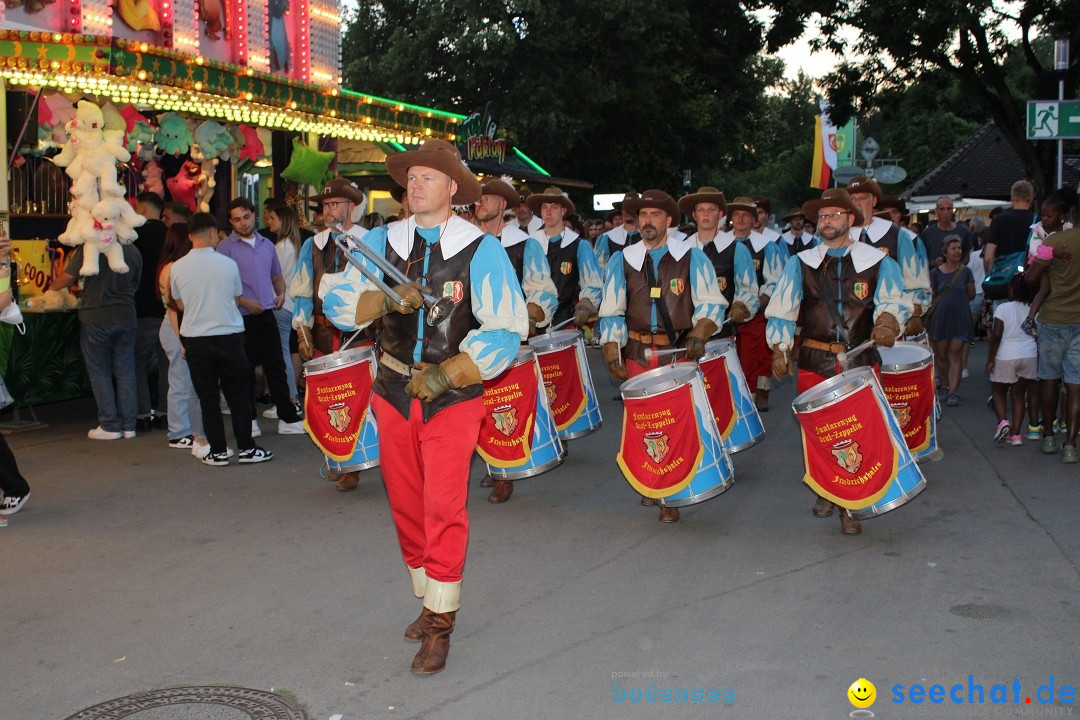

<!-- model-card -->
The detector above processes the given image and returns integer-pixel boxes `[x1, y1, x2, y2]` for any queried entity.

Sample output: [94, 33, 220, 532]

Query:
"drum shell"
[528, 329, 602, 439]
[878, 342, 940, 462]
[304, 346, 380, 473]
[699, 339, 764, 453]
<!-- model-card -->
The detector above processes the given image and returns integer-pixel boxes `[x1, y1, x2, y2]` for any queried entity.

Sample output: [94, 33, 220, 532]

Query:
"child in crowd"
[988, 274, 1038, 445]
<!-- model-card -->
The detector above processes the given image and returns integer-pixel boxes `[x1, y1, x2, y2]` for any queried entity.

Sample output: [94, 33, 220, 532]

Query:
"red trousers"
[736, 314, 771, 389]
[626, 351, 690, 378]
[372, 394, 485, 583]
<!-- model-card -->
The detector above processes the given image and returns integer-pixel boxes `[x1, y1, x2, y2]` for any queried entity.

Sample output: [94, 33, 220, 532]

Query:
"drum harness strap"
[645, 250, 688, 350]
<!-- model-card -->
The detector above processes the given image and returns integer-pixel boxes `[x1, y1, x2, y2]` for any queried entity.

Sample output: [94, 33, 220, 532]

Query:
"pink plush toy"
[166, 161, 204, 213]
[142, 160, 164, 196]
[235, 124, 265, 163]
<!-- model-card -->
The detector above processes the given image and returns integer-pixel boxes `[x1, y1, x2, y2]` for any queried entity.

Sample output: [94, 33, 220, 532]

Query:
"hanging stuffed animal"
[234, 124, 265, 163]
[199, 0, 225, 40]
[166, 161, 204, 213]
[78, 199, 141, 276]
[141, 160, 164, 196]
[119, 105, 156, 156]
[154, 112, 193, 156]
[38, 94, 76, 147]
[52, 101, 130, 197]
[117, 0, 161, 31]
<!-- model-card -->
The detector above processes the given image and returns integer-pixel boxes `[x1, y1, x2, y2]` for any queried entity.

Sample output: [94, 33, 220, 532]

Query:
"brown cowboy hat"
[846, 176, 882, 200]
[726, 196, 758, 217]
[311, 177, 364, 205]
[678, 186, 727, 216]
[526, 186, 575, 214]
[752, 194, 771, 216]
[622, 189, 680, 227]
[480, 177, 521, 208]
[802, 188, 865, 227]
[389, 184, 405, 203]
[781, 206, 806, 221]
[612, 191, 640, 212]
[877, 195, 907, 214]
[385, 139, 482, 205]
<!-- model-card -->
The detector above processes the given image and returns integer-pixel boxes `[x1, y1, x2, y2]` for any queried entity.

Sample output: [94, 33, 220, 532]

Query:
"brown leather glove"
[603, 342, 627, 382]
[684, 318, 718, 361]
[871, 312, 901, 348]
[904, 303, 924, 336]
[771, 343, 792, 380]
[405, 352, 482, 402]
[385, 283, 425, 314]
[727, 300, 751, 324]
[574, 298, 598, 328]
[527, 302, 544, 334]
[354, 283, 425, 325]
[758, 293, 771, 312]
[297, 326, 315, 362]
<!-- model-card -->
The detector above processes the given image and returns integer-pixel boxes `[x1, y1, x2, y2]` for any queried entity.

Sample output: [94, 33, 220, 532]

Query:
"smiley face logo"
[848, 678, 876, 709]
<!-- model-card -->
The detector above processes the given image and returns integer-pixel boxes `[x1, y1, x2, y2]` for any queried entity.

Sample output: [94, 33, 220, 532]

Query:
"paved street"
[3, 341, 1078, 720]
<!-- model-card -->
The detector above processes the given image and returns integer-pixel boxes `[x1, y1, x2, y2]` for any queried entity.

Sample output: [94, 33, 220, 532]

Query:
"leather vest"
[798, 254, 881, 377]
[375, 229, 483, 422]
[624, 250, 694, 367]
[503, 240, 526, 286]
[861, 224, 900, 260]
[739, 238, 767, 288]
[548, 238, 580, 325]
[702, 240, 737, 306]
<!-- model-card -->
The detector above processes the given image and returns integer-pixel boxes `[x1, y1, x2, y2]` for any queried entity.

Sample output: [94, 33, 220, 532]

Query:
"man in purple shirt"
[219, 198, 304, 434]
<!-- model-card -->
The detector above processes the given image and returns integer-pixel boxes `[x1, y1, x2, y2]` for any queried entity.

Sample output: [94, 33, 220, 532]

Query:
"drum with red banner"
[698, 339, 764, 453]
[617, 365, 732, 508]
[302, 346, 379, 474]
[792, 367, 925, 519]
[878, 342, 942, 462]
[476, 347, 565, 480]
[528, 329, 602, 440]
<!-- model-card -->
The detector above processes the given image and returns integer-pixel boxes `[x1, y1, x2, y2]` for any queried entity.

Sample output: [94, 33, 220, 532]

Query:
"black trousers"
[182, 332, 254, 453]
[242, 310, 301, 423]
[0, 434, 29, 497]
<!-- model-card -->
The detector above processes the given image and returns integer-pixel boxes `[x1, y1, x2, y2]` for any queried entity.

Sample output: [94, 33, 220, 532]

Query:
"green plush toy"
[280, 138, 335, 186]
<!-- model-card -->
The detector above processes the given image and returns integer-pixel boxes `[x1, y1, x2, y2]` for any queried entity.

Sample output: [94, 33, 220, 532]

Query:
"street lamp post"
[1055, 39, 1070, 189]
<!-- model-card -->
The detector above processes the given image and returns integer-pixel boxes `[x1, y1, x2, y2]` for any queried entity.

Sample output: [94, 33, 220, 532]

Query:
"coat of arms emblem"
[832, 439, 863, 474]
[891, 402, 911, 429]
[560, 261, 573, 275]
[644, 431, 670, 464]
[491, 404, 518, 437]
[669, 278, 685, 295]
[327, 404, 351, 433]
[853, 281, 869, 300]
[442, 280, 464, 303]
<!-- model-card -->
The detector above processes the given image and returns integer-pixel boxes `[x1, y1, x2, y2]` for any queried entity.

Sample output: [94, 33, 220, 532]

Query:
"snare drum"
[792, 368, 925, 520]
[905, 330, 930, 347]
[529, 330, 602, 440]
[303, 346, 380, 474]
[878, 342, 941, 462]
[618, 365, 732, 508]
[477, 347, 565, 480]
[698, 339, 764, 452]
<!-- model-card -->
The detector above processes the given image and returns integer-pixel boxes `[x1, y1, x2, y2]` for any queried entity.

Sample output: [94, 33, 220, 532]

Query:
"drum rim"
[620, 364, 700, 398]
[792, 367, 877, 412]
[878, 341, 934, 373]
[303, 346, 376, 374]
[658, 474, 734, 507]
[700, 338, 736, 363]
[527, 329, 583, 352]
[504, 346, 538, 370]
[848, 475, 926, 519]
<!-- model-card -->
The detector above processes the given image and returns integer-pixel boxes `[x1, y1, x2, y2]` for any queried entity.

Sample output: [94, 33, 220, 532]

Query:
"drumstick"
[547, 317, 576, 334]
[836, 339, 876, 365]
[644, 347, 686, 360]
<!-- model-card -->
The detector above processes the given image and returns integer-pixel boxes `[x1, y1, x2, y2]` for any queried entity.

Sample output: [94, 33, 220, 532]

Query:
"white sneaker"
[961, 369, 970, 379]
[88, 426, 122, 440]
[278, 419, 305, 435]
[251, 420, 262, 438]
[123, 430, 136, 439]
[262, 406, 278, 419]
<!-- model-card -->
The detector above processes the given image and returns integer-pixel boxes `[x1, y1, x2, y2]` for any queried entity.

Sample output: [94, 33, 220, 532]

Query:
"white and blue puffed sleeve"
[689, 247, 727, 326]
[598, 250, 628, 347]
[899, 228, 931, 308]
[765, 254, 804, 349]
[319, 226, 387, 332]
[522, 237, 559, 327]
[575, 239, 603, 309]
[732, 242, 761, 318]
[874, 255, 913, 327]
[594, 233, 613, 270]
[460, 234, 530, 379]
[761, 241, 787, 298]
[290, 237, 316, 329]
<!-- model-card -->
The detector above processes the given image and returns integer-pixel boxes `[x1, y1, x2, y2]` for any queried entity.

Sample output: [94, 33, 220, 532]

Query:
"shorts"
[1036, 322, 1080, 383]
[990, 356, 1038, 384]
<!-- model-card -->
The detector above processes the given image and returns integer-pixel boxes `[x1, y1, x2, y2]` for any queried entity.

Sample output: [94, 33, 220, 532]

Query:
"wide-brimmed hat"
[752, 194, 771, 216]
[526, 186, 575, 214]
[622, 189, 680, 228]
[877, 195, 907, 214]
[385, 139, 482, 205]
[726, 196, 758, 217]
[781, 206, 806, 221]
[311, 177, 364, 205]
[802, 188, 865, 227]
[846, 176, 882, 200]
[612, 191, 640, 212]
[678, 186, 726, 216]
[480, 177, 521, 207]
[389, 184, 405, 203]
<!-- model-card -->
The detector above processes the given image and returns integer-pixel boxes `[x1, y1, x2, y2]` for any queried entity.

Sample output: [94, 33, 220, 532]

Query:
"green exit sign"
[1027, 100, 1080, 140]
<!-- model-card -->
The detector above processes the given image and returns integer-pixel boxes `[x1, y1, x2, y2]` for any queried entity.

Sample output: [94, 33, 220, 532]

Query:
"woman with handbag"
[929, 236, 976, 406]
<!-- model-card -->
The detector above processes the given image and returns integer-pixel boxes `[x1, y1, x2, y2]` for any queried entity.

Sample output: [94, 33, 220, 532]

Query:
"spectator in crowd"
[0, 228, 29, 521]
[132, 192, 169, 430]
[156, 222, 209, 458]
[961, 233, 988, 379]
[988, 274, 1038, 446]
[969, 215, 987, 251]
[258, 197, 279, 243]
[922, 196, 972, 266]
[162, 202, 191, 228]
[984, 181, 1038, 272]
[170, 212, 273, 466]
[263, 204, 304, 414]
[218, 198, 305, 435]
[929, 236, 976, 406]
[49, 231, 143, 440]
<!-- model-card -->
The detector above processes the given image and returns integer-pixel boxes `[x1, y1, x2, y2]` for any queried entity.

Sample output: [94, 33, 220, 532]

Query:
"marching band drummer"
[679, 186, 760, 336]
[320, 139, 529, 675]
[765, 188, 911, 535]
[290, 178, 369, 492]
[526, 187, 604, 329]
[594, 192, 642, 270]
[598, 189, 726, 523]
[475, 176, 559, 504]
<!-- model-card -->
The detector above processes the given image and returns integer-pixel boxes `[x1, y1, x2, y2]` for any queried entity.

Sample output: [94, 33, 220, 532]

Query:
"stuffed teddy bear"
[141, 160, 164, 196]
[52, 101, 130, 197]
[154, 112, 193, 156]
[166, 160, 204, 213]
[234, 124, 265, 163]
[193, 120, 234, 160]
[25, 288, 78, 310]
[78, 199, 135, 275]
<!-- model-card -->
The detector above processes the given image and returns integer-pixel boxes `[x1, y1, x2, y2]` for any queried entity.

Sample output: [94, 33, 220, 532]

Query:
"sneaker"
[1041, 436, 1058, 454]
[277, 419, 305, 435]
[251, 420, 262, 438]
[961, 369, 970, 379]
[946, 393, 960, 407]
[169, 435, 195, 449]
[1007, 434, 1023, 446]
[1063, 445, 1080, 464]
[1054, 418, 1066, 434]
[122, 430, 136, 439]
[255, 392, 273, 406]
[238, 446, 274, 463]
[262, 405, 278, 420]
[993, 420, 1010, 443]
[88, 426, 122, 440]
[1026, 424, 1043, 441]
[202, 450, 231, 466]
[0, 492, 30, 515]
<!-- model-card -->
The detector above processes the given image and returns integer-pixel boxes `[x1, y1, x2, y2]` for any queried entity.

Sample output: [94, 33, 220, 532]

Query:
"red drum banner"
[699, 354, 737, 440]
[797, 384, 899, 509]
[476, 360, 539, 467]
[536, 345, 586, 431]
[617, 382, 704, 498]
[880, 366, 935, 453]
[303, 361, 374, 461]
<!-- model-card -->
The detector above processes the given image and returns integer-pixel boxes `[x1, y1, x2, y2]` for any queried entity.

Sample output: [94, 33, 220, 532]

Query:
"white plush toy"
[80, 199, 133, 275]
[53, 101, 130, 197]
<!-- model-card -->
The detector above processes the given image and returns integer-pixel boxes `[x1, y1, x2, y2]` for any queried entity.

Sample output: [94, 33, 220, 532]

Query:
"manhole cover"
[64, 686, 308, 720]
